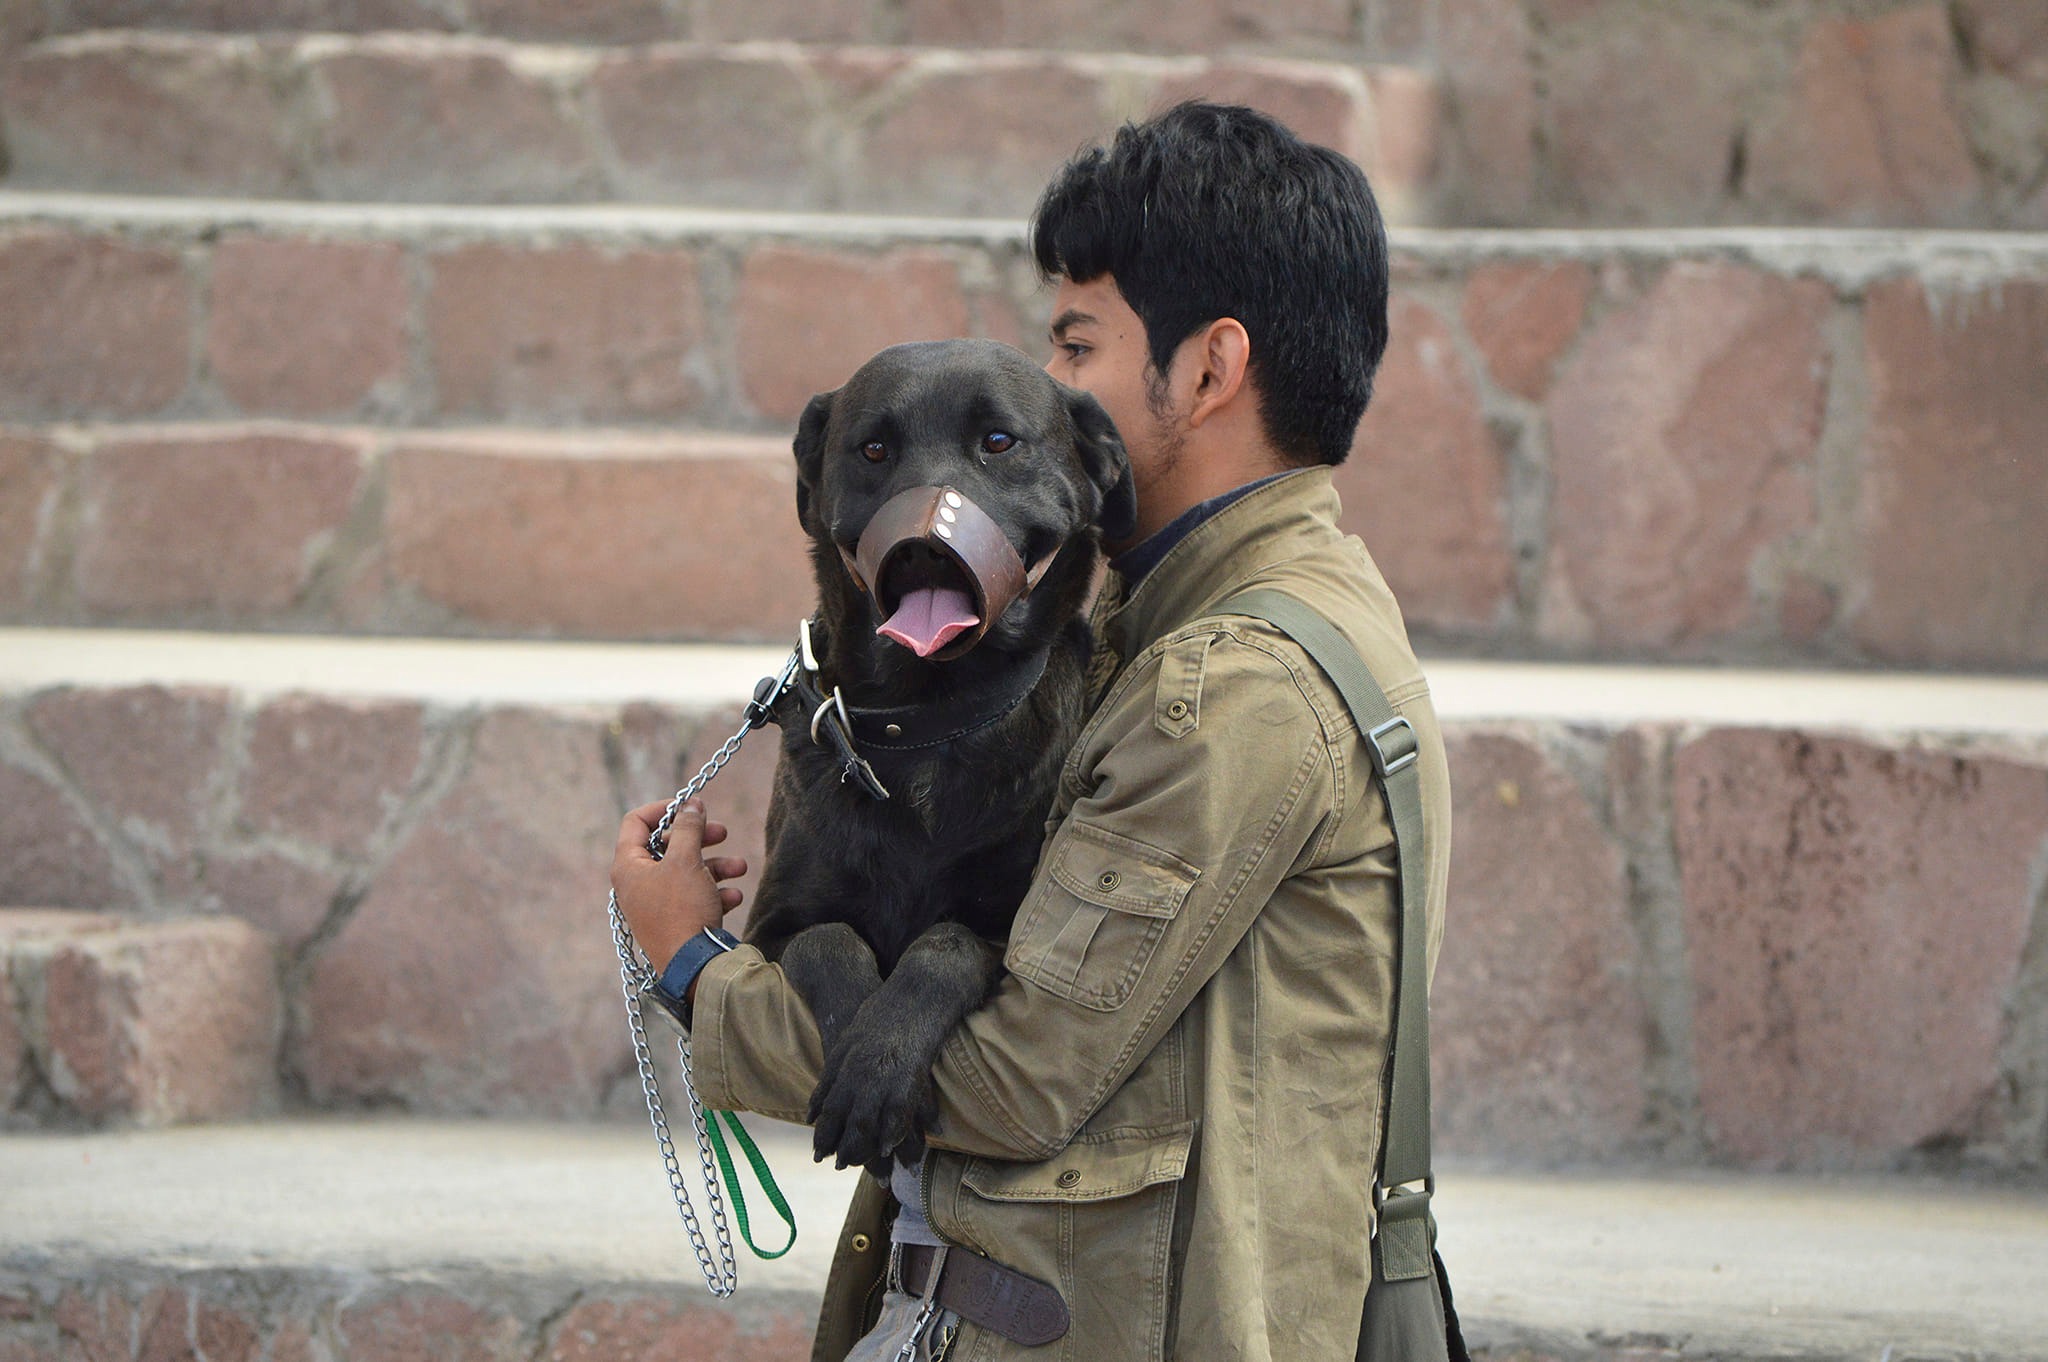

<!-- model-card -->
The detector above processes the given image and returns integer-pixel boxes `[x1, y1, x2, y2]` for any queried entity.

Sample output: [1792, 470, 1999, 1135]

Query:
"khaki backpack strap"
[1215, 589, 1436, 1283]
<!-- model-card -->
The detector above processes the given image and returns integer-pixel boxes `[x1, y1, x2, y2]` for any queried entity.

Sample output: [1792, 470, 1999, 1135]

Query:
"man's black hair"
[1030, 100, 1391, 468]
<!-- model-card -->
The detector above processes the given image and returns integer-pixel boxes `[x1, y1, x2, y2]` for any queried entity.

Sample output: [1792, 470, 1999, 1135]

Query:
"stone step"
[4, 1118, 2047, 1361]
[0, 909, 282, 1126]
[0, 31, 1439, 221]
[3, 193, 2046, 670]
[2, 632, 2046, 1172]
[2, 425, 817, 648]
[14, 2, 2046, 230]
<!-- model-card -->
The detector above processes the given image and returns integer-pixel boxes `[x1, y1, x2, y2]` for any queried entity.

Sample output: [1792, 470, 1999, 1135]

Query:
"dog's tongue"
[878, 586, 980, 658]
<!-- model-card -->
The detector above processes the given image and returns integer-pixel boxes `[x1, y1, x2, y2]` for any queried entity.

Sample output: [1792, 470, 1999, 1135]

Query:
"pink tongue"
[878, 586, 981, 658]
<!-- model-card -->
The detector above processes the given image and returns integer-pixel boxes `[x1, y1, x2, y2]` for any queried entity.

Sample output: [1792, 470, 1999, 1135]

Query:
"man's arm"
[691, 627, 1354, 1161]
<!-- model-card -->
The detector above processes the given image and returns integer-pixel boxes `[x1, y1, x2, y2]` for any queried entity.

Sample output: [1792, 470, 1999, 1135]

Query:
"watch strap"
[648, 927, 740, 1023]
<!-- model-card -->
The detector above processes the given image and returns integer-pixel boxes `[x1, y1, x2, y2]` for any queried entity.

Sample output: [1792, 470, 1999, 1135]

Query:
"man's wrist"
[645, 927, 739, 1032]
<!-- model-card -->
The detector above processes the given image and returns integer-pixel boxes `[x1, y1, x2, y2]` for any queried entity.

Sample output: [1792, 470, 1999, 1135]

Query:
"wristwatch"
[643, 927, 740, 1037]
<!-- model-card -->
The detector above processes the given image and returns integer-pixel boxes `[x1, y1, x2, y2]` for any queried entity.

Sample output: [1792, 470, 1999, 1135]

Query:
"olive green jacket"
[692, 466, 1453, 1362]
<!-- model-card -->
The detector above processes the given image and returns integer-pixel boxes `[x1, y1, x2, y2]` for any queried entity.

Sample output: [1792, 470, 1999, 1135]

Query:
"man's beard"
[1142, 366, 1189, 484]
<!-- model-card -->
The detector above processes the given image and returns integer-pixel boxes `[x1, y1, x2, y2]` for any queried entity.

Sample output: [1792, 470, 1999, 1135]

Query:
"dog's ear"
[792, 388, 837, 537]
[1064, 387, 1137, 542]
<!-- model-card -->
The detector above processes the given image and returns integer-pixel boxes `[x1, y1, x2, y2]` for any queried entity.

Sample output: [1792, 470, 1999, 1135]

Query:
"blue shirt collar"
[1108, 470, 1300, 587]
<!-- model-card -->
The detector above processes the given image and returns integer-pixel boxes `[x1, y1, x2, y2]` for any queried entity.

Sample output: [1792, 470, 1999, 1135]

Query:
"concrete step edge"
[4, 1118, 2046, 1361]
[14, 418, 796, 457]
[12, 26, 1419, 79]
[7, 189, 2048, 276]
[5, 626, 2048, 738]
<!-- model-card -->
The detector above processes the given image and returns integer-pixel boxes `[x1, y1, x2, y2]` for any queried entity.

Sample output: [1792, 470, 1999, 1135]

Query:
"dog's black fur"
[742, 339, 1134, 1173]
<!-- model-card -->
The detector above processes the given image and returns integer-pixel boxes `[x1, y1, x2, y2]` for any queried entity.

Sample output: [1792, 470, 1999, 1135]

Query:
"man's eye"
[980, 431, 1017, 454]
[861, 440, 888, 463]
[1057, 342, 1089, 361]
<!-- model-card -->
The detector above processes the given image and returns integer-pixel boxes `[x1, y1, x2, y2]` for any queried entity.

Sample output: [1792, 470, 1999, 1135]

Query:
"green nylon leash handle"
[705, 1109, 798, 1259]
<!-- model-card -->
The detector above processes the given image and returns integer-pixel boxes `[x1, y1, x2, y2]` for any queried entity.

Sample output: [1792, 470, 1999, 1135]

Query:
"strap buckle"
[1373, 1174, 1434, 1219]
[1366, 716, 1418, 778]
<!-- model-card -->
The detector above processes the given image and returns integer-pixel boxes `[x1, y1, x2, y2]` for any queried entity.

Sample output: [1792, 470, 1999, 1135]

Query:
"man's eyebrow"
[1048, 309, 1098, 339]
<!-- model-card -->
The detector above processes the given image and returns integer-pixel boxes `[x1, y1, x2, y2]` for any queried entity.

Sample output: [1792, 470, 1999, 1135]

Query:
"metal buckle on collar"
[810, 687, 852, 747]
[1366, 716, 1418, 778]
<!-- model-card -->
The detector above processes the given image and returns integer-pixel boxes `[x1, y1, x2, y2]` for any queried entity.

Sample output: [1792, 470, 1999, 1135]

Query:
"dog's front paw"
[806, 1023, 939, 1171]
[777, 923, 882, 1057]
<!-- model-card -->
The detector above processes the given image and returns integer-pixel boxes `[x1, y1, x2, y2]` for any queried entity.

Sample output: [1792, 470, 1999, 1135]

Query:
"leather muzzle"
[839, 485, 1057, 660]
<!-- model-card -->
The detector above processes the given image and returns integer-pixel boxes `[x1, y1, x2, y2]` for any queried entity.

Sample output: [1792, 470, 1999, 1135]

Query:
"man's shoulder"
[1205, 534, 1429, 702]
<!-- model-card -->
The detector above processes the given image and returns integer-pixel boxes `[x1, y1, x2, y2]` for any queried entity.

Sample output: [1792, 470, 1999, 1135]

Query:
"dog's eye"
[861, 440, 888, 463]
[980, 431, 1017, 454]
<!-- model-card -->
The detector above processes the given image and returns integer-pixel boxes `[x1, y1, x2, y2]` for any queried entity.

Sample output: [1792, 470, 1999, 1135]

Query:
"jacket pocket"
[1004, 821, 1201, 1011]
[953, 1123, 1197, 1362]
[961, 1120, 1196, 1203]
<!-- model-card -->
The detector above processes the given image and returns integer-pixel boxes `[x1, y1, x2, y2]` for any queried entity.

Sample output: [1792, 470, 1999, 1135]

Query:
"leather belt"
[891, 1242, 1070, 1346]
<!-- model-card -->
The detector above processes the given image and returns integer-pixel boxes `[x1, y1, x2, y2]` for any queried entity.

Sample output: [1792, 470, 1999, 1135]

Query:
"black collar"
[774, 620, 1054, 800]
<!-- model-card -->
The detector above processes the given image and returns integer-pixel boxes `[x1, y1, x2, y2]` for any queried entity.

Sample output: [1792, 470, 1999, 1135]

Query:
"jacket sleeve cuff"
[686, 944, 823, 1123]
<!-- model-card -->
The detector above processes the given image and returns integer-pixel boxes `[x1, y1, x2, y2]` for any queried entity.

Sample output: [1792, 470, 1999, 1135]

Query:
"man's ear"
[792, 388, 836, 537]
[1064, 387, 1137, 542]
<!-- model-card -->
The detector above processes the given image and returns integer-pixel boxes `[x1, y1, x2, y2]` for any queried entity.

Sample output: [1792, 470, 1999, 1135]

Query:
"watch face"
[643, 993, 690, 1041]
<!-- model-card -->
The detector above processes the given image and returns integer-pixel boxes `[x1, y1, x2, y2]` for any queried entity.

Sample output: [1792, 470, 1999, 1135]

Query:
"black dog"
[743, 338, 1134, 1173]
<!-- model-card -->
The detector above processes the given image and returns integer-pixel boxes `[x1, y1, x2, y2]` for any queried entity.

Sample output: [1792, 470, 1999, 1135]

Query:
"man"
[613, 102, 1453, 1361]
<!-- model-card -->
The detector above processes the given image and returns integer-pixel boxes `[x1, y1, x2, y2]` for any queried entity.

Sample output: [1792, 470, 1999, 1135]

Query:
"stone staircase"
[2, 0, 2047, 1358]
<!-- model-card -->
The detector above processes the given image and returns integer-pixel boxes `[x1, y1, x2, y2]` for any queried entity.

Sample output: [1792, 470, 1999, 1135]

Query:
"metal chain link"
[610, 649, 798, 1297]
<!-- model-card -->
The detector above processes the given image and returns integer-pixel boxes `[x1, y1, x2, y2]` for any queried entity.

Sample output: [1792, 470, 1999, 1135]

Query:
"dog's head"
[792, 339, 1135, 662]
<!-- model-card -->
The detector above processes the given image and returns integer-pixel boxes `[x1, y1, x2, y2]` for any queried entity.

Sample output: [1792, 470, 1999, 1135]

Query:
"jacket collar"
[1100, 465, 1342, 662]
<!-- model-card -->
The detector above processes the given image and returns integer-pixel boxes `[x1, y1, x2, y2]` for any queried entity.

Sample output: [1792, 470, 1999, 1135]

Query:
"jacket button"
[1097, 870, 1120, 891]
[1056, 1169, 1082, 1188]
[1166, 700, 1189, 720]
[850, 1233, 872, 1252]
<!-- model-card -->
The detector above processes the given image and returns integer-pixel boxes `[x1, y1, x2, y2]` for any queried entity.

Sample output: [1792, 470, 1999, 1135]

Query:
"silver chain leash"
[610, 647, 799, 1297]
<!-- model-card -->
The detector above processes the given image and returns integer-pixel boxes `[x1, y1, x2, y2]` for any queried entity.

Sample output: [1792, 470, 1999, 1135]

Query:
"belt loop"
[886, 1242, 905, 1294]
[919, 1246, 950, 1310]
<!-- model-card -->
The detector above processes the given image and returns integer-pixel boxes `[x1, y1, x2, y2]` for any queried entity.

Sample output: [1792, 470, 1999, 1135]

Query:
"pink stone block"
[591, 47, 823, 209]
[735, 246, 972, 423]
[1544, 15, 1754, 223]
[854, 55, 1110, 217]
[1675, 730, 2048, 1165]
[0, 762, 130, 913]
[0, 36, 298, 196]
[206, 236, 409, 416]
[1461, 259, 1592, 400]
[7, 912, 281, 1125]
[1748, 6, 1981, 223]
[1434, 0, 1536, 222]
[24, 686, 233, 907]
[241, 696, 426, 859]
[426, 243, 706, 422]
[1341, 296, 1515, 632]
[547, 1295, 813, 1362]
[380, 433, 814, 642]
[1432, 729, 1649, 1160]
[71, 430, 367, 619]
[0, 230, 189, 417]
[299, 708, 626, 1115]
[1850, 276, 2048, 668]
[1542, 262, 1830, 651]
[305, 42, 595, 201]
[334, 1290, 522, 1362]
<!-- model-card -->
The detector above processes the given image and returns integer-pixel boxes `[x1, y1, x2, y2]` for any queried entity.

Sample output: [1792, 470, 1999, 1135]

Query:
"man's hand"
[611, 800, 747, 985]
